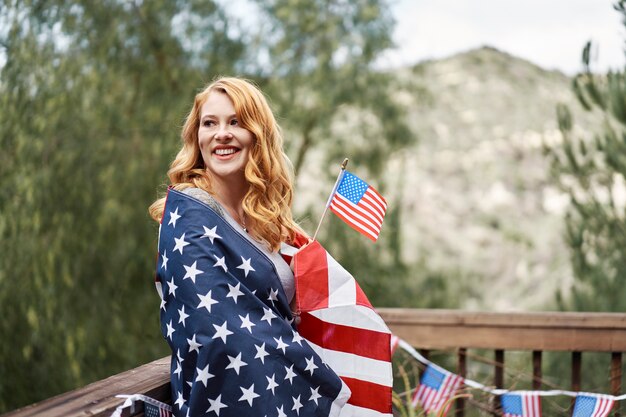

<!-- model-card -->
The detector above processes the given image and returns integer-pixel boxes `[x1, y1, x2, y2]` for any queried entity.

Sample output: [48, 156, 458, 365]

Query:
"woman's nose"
[214, 124, 233, 140]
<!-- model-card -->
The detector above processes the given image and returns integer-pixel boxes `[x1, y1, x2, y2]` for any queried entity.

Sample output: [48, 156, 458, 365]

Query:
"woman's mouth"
[213, 147, 240, 158]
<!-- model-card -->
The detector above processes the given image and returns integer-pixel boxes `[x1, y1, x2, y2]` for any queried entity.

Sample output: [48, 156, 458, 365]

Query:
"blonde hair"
[149, 77, 304, 251]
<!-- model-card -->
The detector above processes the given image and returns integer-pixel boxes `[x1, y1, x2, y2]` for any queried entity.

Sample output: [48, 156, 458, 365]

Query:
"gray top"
[182, 187, 295, 302]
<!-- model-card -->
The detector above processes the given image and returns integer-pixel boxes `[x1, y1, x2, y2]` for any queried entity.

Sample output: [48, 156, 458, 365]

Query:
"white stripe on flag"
[339, 403, 393, 417]
[307, 340, 393, 387]
[326, 252, 356, 307]
[309, 306, 389, 333]
[333, 194, 382, 232]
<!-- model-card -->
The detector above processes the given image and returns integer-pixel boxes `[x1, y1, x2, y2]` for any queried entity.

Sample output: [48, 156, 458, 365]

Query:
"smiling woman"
[149, 77, 305, 251]
[146, 77, 355, 417]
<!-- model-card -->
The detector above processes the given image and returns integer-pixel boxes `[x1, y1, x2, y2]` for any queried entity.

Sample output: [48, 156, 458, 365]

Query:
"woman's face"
[198, 91, 255, 184]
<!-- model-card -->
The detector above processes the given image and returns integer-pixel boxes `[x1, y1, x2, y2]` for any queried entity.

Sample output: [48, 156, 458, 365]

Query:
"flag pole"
[312, 158, 349, 241]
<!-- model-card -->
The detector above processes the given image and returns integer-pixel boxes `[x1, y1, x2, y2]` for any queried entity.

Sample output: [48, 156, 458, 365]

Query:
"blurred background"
[1, 0, 625, 413]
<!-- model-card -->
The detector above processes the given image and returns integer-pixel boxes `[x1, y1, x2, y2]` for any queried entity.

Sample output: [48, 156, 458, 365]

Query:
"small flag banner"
[144, 401, 172, 417]
[395, 338, 626, 415]
[329, 171, 387, 241]
[110, 394, 173, 417]
[412, 364, 463, 416]
[572, 394, 615, 417]
[502, 392, 542, 417]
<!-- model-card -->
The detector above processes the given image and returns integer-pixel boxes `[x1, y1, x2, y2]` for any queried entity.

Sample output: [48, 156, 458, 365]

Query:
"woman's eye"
[230, 119, 239, 126]
[202, 120, 215, 127]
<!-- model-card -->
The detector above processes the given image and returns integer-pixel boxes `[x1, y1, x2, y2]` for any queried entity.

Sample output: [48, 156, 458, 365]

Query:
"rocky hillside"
[299, 46, 601, 311]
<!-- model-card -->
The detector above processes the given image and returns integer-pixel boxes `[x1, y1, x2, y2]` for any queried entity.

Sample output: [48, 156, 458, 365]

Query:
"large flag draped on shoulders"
[293, 241, 393, 417]
[155, 189, 350, 417]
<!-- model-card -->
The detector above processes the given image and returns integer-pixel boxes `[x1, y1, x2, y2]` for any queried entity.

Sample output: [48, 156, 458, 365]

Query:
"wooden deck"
[6, 308, 626, 416]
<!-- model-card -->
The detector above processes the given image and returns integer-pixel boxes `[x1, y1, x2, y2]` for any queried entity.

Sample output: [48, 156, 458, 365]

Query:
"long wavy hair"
[149, 77, 304, 251]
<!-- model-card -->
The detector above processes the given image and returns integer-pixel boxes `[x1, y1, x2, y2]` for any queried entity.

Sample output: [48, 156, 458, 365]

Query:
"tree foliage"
[0, 0, 412, 410]
[545, 1, 626, 312]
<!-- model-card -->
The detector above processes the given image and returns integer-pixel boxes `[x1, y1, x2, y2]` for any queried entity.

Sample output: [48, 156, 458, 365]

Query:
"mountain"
[298, 46, 601, 311]
[391, 46, 606, 310]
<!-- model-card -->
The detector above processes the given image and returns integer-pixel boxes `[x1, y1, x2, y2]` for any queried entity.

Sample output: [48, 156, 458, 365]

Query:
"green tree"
[0, 0, 244, 409]
[546, 21, 626, 313]
[0, 0, 413, 410]
[249, 0, 412, 178]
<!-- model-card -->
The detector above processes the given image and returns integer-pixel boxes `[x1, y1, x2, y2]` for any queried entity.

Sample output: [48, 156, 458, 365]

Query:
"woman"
[149, 77, 349, 416]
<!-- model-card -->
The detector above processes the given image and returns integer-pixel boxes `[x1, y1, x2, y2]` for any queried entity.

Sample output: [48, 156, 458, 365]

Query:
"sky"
[386, 0, 625, 74]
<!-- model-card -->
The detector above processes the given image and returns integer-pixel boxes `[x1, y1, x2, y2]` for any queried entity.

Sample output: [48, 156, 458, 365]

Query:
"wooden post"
[571, 351, 582, 416]
[532, 350, 542, 390]
[611, 352, 622, 417]
[456, 348, 467, 417]
[493, 349, 504, 416]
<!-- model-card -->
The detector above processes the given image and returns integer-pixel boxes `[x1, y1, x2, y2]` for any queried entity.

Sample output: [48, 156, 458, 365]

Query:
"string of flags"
[397, 339, 626, 417]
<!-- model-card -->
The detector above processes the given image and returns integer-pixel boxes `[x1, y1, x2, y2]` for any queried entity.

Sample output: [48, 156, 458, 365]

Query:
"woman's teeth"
[215, 148, 238, 155]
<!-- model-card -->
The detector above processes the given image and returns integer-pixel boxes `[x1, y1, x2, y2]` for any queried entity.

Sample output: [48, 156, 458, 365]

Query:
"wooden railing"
[383, 308, 626, 416]
[6, 308, 626, 416]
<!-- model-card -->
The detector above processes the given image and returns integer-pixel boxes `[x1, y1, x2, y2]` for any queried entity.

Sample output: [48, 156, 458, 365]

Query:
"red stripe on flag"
[341, 376, 392, 413]
[294, 242, 330, 311]
[298, 312, 391, 362]
[330, 202, 379, 241]
[355, 283, 373, 308]
[332, 194, 383, 232]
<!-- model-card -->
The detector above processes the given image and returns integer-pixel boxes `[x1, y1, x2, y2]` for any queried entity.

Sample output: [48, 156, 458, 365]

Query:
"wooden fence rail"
[5, 308, 626, 416]
[379, 308, 626, 417]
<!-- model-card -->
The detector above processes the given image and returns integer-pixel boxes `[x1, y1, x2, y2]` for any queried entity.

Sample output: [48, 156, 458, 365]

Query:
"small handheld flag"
[329, 170, 387, 241]
[313, 158, 387, 242]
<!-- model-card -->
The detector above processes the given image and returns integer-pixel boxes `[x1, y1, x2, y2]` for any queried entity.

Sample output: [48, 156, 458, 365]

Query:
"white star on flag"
[174, 390, 185, 409]
[276, 405, 287, 417]
[284, 364, 296, 384]
[206, 394, 227, 415]
[187, 334, 201, 354]
[291, 329, 303, 346]
[197, 290, 218, 313]
[167, 277, 178, 297]
[261, 307, 276, 324]
[236, 256, 255, 277]
[174, 361, 182, 378]
[292, 395, 303, 416]
[225, 352, 247, 375]
[212, 321, 233, 343]
[309, 386, 322, 405]
[168, 207, 181, 227]
[195, 364, 215, 387]
[177, 305, 189, 326]
[173, 233, 190, 254]
[238, 384, 260, 406]
[213, 254, 228, 272]
[166, 320, 175, 339]
[266, 373, 279, 394]
[304, 356, 318, 375]
[274, 336, 289, 354]
[201, 225, 221, 244]
[183, 261, 203, 283]
[226, 282, 244, 304]
[254, 343, 269, 364]
[267, 288, 279, 303]
[239, 314, 255, 333]
[161, 250, 169, 270]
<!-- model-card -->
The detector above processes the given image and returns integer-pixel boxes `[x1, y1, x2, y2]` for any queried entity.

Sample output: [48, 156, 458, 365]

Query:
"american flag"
[156, 189, 350, 416]
[144, 401, 172, 417]
[572, 394, 615, 417]
[501, 392, 542, 417]
[412, 364, 463, 416]
[329, 171, 387, 241]
[293, 241, 393, 416]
